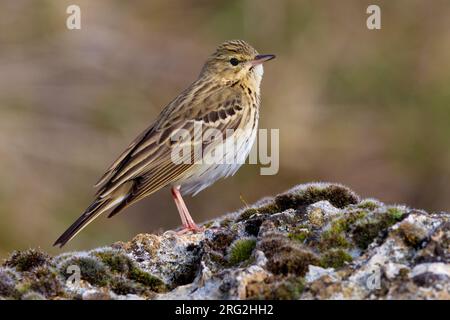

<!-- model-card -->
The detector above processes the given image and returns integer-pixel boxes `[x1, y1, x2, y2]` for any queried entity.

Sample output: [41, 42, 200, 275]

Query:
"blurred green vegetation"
[0, 0, 449, 257]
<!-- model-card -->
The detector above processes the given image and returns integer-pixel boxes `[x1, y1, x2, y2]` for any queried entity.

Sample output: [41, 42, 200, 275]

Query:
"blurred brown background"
[1, 0, 449, 257]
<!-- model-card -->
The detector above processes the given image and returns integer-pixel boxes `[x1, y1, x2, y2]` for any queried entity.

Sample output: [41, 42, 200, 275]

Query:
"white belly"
[175, 120, 258, 196]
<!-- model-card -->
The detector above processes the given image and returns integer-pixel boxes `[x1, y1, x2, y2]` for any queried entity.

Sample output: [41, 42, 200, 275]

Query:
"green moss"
[316, 210, 367, 250]
[320, 249, 353, 268]
[387, 207, 405, 221]
[228, 238, 257, 265]
[333, 211, 368, 233]
[93, 250, 133, 274]
[4, 249, 50, 272]
[129, 267, 166, 293]
[357, 200, 380, 211]
[59, 256, 110, 287]
[288, 228, 309, 242]
[352, 208, 405, 249]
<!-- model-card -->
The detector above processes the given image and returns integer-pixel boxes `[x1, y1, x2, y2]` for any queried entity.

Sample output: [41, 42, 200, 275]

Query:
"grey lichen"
[0, 183, 449, 300]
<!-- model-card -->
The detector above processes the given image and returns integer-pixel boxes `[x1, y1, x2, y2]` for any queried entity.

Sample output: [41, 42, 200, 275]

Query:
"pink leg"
[171, 186, 202, 233]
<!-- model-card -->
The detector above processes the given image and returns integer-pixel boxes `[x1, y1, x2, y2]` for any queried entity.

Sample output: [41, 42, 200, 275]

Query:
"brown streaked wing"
[94, 84, 247, 208]
[94, 125, 155, 188]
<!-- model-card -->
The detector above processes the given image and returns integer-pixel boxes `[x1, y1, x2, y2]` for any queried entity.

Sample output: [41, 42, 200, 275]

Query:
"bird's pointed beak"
[250, 54, 276, 66]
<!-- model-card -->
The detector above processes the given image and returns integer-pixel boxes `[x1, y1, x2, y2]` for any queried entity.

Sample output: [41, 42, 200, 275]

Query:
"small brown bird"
[54, 40, 275, 247]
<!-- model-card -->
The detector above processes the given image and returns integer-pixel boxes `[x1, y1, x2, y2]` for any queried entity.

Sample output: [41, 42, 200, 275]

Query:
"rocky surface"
[1, 183, 449, 300]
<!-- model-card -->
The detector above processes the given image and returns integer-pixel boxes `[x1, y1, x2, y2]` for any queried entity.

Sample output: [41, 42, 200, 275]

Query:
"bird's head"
[200, 40, 275, 86]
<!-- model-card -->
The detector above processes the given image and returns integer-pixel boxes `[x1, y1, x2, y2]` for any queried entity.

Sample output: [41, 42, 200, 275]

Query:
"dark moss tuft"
[275, 184, 359, 211]
[259, 233, 319, 276]
[320, 249, 353, 268]
[209, 231, 236, 252]
[398, 222, 428, 247]
[257, 203, 281, 214]
[274, 194, 298, 212]
[245, 218, 263, 237]
[267, 248, 319, 276]
[4, 249, 50, 272]
[305, 185, 359, 209]
[228, 238, 257, 265]
[110, 276, 147, 295]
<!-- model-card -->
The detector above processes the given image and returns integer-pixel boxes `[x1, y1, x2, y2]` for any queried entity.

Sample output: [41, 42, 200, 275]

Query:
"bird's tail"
[53, 182, 132, 248]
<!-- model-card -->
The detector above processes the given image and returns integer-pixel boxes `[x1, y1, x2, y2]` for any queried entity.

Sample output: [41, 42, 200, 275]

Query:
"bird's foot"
[177, 224, 204, 235]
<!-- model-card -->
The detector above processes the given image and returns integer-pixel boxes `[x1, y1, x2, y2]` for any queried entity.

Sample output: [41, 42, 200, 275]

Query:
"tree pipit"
[54, 40, 275, 247]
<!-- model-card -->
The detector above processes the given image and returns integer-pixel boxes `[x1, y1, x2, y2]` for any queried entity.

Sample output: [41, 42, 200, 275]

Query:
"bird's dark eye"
[229, 58, 239, 66]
